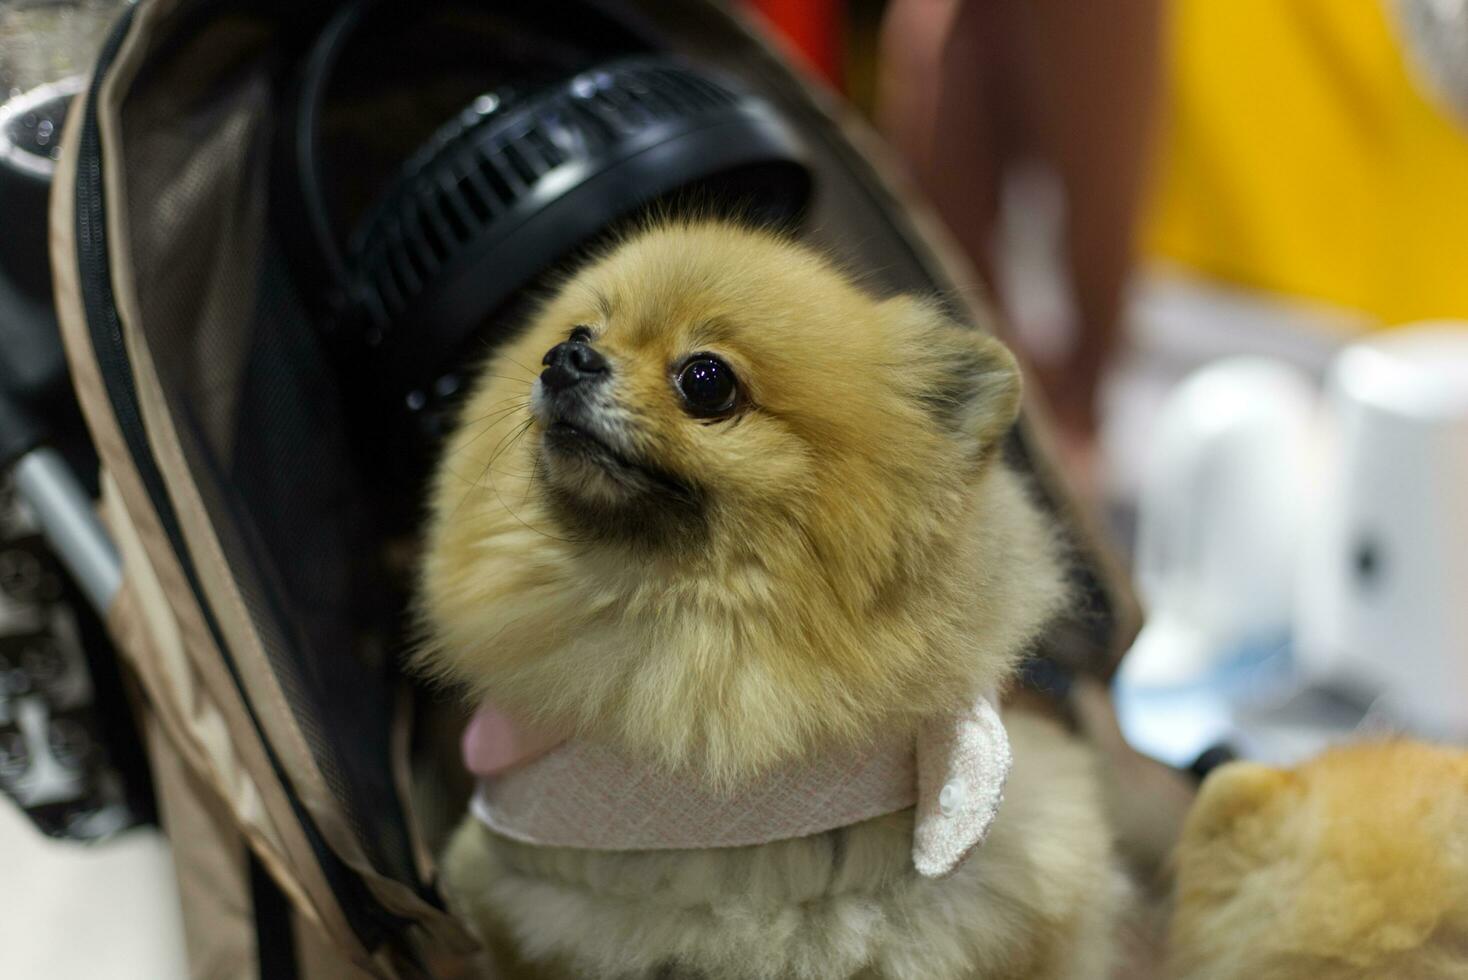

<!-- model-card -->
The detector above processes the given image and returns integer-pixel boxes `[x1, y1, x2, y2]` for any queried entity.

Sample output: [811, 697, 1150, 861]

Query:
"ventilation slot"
[498, 143, 538, 185]
[524, 126, 565, 170]
[479, 149, 525, 196]
[436, 179, 478, 240]
[402, 207, 445, 275]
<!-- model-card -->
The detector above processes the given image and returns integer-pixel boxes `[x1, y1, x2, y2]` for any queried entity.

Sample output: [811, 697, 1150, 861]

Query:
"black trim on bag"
[73, 5, 406, 961]
[250, 852, 300, 980]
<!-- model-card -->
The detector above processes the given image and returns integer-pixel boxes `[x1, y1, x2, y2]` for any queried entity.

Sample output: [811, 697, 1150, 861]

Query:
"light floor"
[0, 796, 187, 978]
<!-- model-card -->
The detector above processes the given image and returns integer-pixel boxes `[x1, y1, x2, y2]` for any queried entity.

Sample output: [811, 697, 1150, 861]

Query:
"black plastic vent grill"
[348, 57, 751, 334]
[330, 50, 810, 465]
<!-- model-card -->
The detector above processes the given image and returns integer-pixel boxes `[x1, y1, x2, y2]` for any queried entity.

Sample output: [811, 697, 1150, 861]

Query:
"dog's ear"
[1185, 761, 1295, 845]
[885, 297, 1022, 457]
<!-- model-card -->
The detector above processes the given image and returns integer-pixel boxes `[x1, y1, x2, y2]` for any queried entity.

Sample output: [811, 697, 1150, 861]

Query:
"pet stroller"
[41, 0, 1140, 974]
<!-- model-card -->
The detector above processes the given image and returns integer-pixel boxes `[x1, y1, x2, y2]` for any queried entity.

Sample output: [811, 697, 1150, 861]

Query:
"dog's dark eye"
[568, 325, 593, 343]
[676, 356, 738, 416]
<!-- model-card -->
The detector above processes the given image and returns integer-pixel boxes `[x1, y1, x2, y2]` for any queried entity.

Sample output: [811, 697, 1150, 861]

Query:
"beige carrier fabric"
[134, 693, 258, 980]
[49, 10, 472, 976]
[53, 102, 382, 980]
[102, 476, 329, 946]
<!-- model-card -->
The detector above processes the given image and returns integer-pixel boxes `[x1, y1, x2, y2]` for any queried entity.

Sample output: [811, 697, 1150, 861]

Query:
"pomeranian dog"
[416, 221, 1117, 979]
[1169, 741, 1468, 980]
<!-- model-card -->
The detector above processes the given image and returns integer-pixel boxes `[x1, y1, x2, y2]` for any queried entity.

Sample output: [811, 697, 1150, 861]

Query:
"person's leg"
[876, 0, 1005, 301]
[879, 0, 1162, 457]
[1002, 0, 1164, 443]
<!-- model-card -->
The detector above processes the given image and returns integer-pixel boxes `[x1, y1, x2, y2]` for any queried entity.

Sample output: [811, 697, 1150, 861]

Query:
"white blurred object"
[1101, 270, 1354, 509]
[1296, 323, 1468, 737]
[1123, 358, 1318, 688]
[1389, 0, 1468, 124]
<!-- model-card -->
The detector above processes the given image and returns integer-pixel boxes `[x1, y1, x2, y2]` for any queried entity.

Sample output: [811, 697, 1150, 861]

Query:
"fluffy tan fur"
[416, 220, 1115, 977]
[1169, 741, 1468, 980]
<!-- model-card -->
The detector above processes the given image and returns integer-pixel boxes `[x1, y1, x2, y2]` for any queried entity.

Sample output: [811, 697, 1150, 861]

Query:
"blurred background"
[4, 0, 1468, 975]
[752, 0, 1468, 770]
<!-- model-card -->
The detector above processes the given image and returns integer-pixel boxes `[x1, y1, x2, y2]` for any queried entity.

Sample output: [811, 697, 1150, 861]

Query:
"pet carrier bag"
[48, 0, 1139, 975]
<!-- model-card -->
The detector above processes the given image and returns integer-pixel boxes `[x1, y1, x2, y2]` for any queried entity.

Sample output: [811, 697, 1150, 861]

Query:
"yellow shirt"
[1143, 0, 1468, 328]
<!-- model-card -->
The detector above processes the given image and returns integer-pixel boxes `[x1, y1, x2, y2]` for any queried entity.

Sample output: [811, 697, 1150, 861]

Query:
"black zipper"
[73, 3, 404, 961]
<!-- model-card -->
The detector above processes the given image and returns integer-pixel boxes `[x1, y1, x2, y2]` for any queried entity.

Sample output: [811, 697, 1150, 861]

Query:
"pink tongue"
[461, 703, 566, 777]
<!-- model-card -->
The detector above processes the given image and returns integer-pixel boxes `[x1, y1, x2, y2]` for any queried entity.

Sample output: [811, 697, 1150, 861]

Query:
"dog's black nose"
[541, 340, 609, 392]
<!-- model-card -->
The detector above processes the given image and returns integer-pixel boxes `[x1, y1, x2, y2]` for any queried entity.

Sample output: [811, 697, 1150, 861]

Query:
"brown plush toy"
[1168, 740, 1468, 980]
